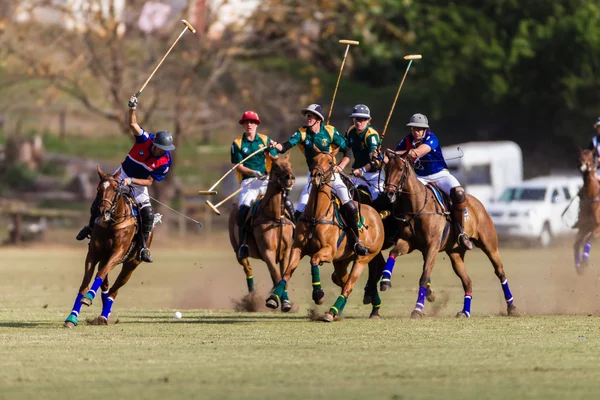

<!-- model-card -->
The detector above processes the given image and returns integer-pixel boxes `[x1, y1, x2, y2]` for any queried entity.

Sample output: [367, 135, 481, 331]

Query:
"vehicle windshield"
[499, 187, 546, 202]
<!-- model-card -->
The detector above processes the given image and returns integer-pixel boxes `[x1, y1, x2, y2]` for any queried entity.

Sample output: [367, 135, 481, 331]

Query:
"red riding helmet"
[239, 111, 261, 125]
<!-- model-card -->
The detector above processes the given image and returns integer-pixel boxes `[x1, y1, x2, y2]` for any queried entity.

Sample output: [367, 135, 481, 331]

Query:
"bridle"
[383, 151, 411, 196]
[98, 177, 133, 223]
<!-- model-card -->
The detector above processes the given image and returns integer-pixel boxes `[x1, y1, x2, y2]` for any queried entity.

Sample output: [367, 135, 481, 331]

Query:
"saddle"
[426, 183, 450, 215]
[244, 195, 293, 229]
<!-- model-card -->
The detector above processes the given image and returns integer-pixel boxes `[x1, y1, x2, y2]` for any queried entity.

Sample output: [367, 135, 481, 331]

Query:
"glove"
[251, 171, 266, 178]
[128, 95, 138, 110]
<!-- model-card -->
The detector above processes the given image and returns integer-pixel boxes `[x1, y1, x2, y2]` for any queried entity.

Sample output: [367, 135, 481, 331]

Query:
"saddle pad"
[427, 184, 447, 213]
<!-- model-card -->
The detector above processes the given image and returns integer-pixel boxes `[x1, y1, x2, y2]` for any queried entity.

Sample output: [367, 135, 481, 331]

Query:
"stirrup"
[140, 248, 153, 263]
[76, 226, 92, 241]
[379, 210, 391, 220]
[458, 232, 473, 250]
[237, 244, 249, 259]
[354, 241, 368, 256]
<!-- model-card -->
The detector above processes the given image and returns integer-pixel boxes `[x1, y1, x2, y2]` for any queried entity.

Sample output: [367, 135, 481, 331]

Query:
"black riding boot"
[76, 196, 101, 240]
[237, 205, 251, 259]
[284, 198, 296, 223]
[451, 188, 473, 250]
[139, 206, 155, 263]
[294, 210, 303, 222]
[341, 201, 368, 256]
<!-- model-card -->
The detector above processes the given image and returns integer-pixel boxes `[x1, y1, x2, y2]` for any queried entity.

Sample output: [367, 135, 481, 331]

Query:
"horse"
[64, 166, 151, 327]
[382, 149, 519, 318]
[573, 148, 600, 274]
[266, 148, 385, 322]
[228, 154, 296, 310]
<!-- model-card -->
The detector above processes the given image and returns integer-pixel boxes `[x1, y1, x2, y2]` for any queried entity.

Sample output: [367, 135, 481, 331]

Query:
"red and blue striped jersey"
[121, 129, 172, 181]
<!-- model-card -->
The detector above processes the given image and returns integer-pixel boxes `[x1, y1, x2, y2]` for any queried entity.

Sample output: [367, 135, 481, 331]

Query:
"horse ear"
[114, 168, 122, 180]
[97, 165, 104, 179]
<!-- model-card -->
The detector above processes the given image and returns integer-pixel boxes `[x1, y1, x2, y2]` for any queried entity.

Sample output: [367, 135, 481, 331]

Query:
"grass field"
[1, 232, 600, 399]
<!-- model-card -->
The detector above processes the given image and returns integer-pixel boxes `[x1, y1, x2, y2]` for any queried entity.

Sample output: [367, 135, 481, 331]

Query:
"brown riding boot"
[453, 203, 473, 250]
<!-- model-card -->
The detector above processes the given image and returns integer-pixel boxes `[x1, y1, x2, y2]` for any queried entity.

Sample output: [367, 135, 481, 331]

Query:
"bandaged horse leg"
[341, 201, 368, 256]
[64, 293, 85, 326]
[380, 254, 396, 290]
[139, 204, 154, 263]
[309, 247, 335, 305]
[582, 241, 592, 266]
[82, 276, 104, 305]
[268, 247, 303, 309]
[76, 195, 101, 240]
[450, 187, 473, 250]
[236, 205, 251, 259]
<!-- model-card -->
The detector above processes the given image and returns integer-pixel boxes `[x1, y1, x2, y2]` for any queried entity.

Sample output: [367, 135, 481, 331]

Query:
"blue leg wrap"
[415, 286, 427, 311]
[583, 242, 592, 260]
[462, 294, 472, 317]
[85, 276, 104, 300]
[70, 293, 84, 317]
[501, 279, 514, 305]
[382, 255, 397, 280]
[101, 296, 114, 319]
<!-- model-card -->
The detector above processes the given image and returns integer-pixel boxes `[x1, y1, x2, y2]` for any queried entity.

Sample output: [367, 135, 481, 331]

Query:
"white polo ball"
[174, 311, 182, 319]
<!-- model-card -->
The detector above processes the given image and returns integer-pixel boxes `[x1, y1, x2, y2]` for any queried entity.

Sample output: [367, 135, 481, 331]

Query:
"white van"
[486, 175, 582, 247]
[443, 141, 523, 209]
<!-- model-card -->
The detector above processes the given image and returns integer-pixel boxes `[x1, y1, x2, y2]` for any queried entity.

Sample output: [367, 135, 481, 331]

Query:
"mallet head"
[403, 54, 423, 60]
[182, 19, 196, 34]
[205, 200, 221, 216]
[198, 190, 218, 196]
[339, 39, 360, 46]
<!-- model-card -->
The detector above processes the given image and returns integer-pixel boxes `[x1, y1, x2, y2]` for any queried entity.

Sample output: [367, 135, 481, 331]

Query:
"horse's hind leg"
[447, 249, 473, 318]
[573, 230, 587, 274]
[477, 236, 519, 316]
[101, 259, 141, 322]
[238, 256, 255, 293]
[64, 252, 99, 328]
[323, 260, 368, 322]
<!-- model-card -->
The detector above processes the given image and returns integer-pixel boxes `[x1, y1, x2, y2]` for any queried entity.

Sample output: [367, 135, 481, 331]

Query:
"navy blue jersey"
[396, 131, 447, 176]
[121, 129, 172, 181]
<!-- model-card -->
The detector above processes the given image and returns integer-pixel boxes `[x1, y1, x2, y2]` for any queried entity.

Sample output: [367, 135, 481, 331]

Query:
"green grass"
[1, 235, 600, 399]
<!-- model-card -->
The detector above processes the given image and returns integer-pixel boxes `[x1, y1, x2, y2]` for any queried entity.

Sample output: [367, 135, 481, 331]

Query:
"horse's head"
[310, 146, 338, 187]
[96, 166, 123, 222]
[268, 153, 295, 191]
[578, 148, 596, 174]
[383, 148, 412, 203]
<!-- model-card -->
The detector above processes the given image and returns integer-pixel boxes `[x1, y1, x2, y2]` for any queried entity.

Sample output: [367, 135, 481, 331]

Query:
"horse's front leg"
[411, 244, 440, 319]
[81, 250, 127, 307]
[380, 238, 411, 291]
[64, 251, 98, 328]
[266, 245, 303, 309]
[309, 245, 335, 305]
[323, 259, 369, 322]
[98, 259, 142, 322]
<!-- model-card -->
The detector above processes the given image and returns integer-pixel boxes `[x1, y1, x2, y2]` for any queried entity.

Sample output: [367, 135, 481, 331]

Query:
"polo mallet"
[134, 20, 196, 97]
[326, 39, 360, 124]
[205, 187, 244, 216]
[379, 54, 423, 145]
[198, 146, 267, 196]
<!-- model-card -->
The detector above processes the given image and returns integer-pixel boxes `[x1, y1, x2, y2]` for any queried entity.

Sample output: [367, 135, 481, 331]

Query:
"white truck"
[442, 141, 523, 209]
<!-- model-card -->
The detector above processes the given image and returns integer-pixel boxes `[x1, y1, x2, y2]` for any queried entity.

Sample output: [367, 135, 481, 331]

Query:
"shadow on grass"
[0, 322, 50, 328]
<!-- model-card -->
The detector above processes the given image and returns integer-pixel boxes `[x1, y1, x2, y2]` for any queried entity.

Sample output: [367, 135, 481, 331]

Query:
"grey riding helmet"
[350, 104, 371, 119]
[301, 104, 325, 121]
[406, 113, 429, 129]
[153, 130, 176, 151]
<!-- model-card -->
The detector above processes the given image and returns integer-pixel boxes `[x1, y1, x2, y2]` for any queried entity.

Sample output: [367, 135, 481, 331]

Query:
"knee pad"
[450, 187, 467, 207]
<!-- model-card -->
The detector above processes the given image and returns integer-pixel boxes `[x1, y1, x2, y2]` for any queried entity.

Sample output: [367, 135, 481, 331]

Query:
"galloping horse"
[228, 154, 296, 310]
[573, 148, 600, 274]
[266, 149, 385, 321]
[64, 166, 151, 327]
[383, 149, 518, 318]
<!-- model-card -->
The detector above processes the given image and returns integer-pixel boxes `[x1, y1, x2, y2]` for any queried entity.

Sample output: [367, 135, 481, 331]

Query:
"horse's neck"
[305, 183, 333, 218]
[399, 169, 428, 211]
[584, 171, 600, 196]
[261, 183, 283, 219]
[113, 197, 132, 221]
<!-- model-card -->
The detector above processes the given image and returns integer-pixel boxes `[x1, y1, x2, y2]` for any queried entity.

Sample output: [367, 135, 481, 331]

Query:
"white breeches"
[115, 167, 151, 208]
[297, 172, 351, 212]
[350, 170, 384, 200]
[416, 169, 461, 196]
[238, 177, 269, 207]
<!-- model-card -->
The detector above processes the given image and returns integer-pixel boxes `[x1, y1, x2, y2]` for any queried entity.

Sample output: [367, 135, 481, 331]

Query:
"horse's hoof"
[321, 312, 334, 322]
[380, 280, 392, 291]
[80, 296, 93, 307]
[281, 300, 292, 313]
[456, 311, 470, 318]
[507, 304, 520, 317]
[64, 314, 78, 328]
[410, 309, 424, 319]
[265, 295, 279, 310]
[426, 288, 436, 302]
[362, 293, 373, 305]
[575, 264, 584, 276]
[369, 313, 381, 320]
[312, 289, 325, 305]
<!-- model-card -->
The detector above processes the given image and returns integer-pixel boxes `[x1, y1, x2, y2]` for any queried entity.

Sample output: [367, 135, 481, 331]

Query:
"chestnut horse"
[228, 154, 296, 310]
[573, 148, 600, 274]
[383, 149, 518, 318]
[266, 149, 385, 322]
[64, 166, 151, 327]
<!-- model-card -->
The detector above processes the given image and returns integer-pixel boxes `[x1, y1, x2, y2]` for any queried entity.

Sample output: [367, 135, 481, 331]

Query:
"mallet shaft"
[207, 146, 266, 192]
[327, 39, 360, 124]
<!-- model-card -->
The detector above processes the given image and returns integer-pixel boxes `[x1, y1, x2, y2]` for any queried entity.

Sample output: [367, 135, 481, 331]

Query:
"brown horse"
[64, 166, 151, 327]
[266, 149, 385, 321]
[228, 154, 296, 310]
[383, 149, 518, 318]
[573, 148, 600, 274]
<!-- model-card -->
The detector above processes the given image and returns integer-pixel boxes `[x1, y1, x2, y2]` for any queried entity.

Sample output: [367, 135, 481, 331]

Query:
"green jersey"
[286, 124, 347, 168]
[231, 133, 278, 182]
[345, 125, 380, 169]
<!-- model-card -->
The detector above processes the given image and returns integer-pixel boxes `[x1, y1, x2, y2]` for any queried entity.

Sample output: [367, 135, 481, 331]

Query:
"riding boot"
[453, 204, 473, 250]
[284, 198, 296, 223]
[372, 194, 392, 218]
[294, 210, 303, 222]
[341, 201, 368, 256]
[237, 205, 251, 259]
[76, 196, 101, 240]
[139, 206, 155, 263]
